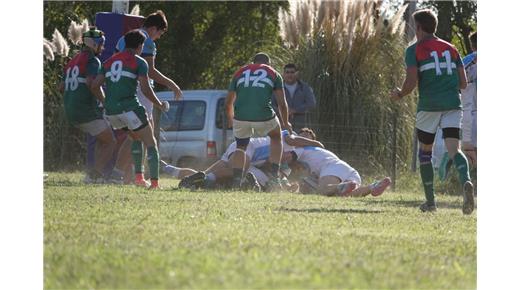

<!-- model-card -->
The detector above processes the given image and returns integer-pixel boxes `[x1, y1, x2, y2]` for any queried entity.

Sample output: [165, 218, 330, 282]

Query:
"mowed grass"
[44, 172, 476, 289]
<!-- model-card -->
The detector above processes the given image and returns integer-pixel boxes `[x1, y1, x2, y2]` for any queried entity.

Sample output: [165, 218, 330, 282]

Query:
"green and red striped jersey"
[102, 51, 149, 115]
[62, 50, 103, 125]
[405, 36, 464, 112]
[228, 63, 283, 121]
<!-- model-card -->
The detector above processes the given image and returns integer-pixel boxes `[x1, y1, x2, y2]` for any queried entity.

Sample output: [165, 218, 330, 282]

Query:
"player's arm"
[225, 90, 236, 128]
[138, 74, 168, 111]
[284, 134, 324, 148]
[85, 58, 106, 104]
[143, 56, 183, 100]
[390, 66, 418, 101]
[457, 66, 468, 90]
[88, 75, 106, 105]
[274, 88, 292, 133]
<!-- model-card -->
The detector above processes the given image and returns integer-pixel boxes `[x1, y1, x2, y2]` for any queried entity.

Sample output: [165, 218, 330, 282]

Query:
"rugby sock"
[419, 163, 435, 205]
[233, 168, 243, 184]
[270, 163, 281, 178]
[204, 172, 217, 188]
[147, 146, 159, 180]
[131, 141, 144, 174]
[452, 152, 471, 185]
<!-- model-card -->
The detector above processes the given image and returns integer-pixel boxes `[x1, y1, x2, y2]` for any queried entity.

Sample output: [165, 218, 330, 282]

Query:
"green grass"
[44, 172, 476, 289]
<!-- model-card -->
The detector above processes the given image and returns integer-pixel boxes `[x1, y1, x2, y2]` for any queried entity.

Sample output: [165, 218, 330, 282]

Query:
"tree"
[421, 0, 477, 55]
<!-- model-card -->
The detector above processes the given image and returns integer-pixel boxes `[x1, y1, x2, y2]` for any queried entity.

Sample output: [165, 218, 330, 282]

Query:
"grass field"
[44, 172, 476, 289]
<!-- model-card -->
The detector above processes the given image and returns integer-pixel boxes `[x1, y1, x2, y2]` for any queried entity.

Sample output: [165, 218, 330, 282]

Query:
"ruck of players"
[60, 8, 476, 215]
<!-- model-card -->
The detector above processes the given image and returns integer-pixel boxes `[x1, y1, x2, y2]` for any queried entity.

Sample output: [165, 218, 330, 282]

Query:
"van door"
[215, 97, 234, 156]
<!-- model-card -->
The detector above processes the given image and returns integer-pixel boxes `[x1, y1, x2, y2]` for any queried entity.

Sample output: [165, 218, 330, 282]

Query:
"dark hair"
[143, 10, 168, 31]
[413, 9, 437, 34]
[284, 63, 297, 71]
[298, 128, 316, 140]
[469, 31, 477, 49]
[253, 52, 270, 64]
[124, 30, 146, 49]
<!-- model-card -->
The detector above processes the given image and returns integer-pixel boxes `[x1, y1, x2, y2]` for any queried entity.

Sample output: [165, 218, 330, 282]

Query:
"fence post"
[392, 112, 398, 191]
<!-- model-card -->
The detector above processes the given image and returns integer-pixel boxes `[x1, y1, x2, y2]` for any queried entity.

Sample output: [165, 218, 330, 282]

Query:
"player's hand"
[160, 100, 170, 112]
[172, 86, 183, 100]
[390, 88, 402, 101]
[282, 122, 293, 134]
[227, 116, 233, 129]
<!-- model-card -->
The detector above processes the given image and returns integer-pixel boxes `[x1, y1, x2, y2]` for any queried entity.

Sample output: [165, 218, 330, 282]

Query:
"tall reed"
[278, 0, 416, 175]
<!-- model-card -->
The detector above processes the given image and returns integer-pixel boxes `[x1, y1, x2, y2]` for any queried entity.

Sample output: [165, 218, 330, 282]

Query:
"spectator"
[461, 31, 477, 166]
[272, 64, 316, 131]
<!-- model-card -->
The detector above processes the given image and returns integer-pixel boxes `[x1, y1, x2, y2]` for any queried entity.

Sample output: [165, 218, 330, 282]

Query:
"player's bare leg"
[93, 128, 116, 178]
[229, 146, 248, 188]
[160, 159, 197, 179]
[318, 175, 343, 196]
[131, 124, 160, 189]
[344, 177, 392, 197]
[266, 126, 283, 190]
[445, 137, 474, 214]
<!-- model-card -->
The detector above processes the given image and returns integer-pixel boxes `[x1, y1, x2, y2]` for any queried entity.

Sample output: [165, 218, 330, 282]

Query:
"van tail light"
[207, 141, 217, 158]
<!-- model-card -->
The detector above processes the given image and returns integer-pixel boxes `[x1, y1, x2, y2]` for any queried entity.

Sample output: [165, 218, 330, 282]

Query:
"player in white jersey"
[176, 130, 322, 190]
[284, 146, 391, 197]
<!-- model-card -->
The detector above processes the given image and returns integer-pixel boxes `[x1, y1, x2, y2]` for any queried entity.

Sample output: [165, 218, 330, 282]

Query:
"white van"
[156, 90, 234, 169]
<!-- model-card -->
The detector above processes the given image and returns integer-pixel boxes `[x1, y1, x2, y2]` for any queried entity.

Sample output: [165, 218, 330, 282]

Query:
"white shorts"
[221, 142, 256, 162]
[233, 117, 280, 139]
[137, 83, 154, 120]
[248, 166, 269, 187]
[76, 118, 110, 136]
[320, 161, 361, 185]
[416, 110, 462, 134]
[106, 108, 148, 131]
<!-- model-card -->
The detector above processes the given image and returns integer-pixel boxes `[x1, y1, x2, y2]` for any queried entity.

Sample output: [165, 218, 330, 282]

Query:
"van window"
[160, 101, 206, 131]
[215, 98, 232, 129]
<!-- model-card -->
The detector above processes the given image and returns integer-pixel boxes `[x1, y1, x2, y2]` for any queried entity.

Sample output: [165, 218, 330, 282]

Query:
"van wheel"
[177, 157, 198, 169]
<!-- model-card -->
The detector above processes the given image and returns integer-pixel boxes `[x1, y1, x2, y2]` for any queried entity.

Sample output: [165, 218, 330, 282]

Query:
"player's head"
[143, 10, 168, 40]
[298, 128, 316, 140]
[283, 63, 298, 84]
[253, 52, 270, 65]
[469, 31, 477, 52]
[412, 9, 437, 37]
[124, 30, 146, 55]
[82, 27, 105, 55]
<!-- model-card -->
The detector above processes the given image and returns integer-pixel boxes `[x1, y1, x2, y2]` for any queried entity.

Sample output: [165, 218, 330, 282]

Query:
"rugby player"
[93, 30, 169, 189]
[390, 9, 474, 214]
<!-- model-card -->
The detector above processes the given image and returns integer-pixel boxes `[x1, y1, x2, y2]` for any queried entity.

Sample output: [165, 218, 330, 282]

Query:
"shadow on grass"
[277, 206, 383, 214]
[44, 179, 83, 187]
[358, 198, 465, 210]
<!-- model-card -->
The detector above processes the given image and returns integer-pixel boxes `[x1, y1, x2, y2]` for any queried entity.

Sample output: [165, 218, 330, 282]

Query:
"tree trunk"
[404, 0, 417, 42]
[435, 1, 454, 42]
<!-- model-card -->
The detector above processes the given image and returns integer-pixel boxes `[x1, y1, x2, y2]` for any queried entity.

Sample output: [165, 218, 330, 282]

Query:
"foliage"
[277, 0, 417, 175]
[419, 0, 477, 55]
[43, 1, 287, 171]
[44, 172, 476, 289]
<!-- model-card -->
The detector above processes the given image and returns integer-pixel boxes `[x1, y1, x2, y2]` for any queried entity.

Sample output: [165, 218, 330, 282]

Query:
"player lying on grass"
[92, 30, 170, 189]
[282, 146, 392, 197]
[167, 129, 323, 191]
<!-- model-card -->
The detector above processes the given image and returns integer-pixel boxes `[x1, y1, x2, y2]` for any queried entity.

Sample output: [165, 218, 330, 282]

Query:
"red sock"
[151, 179, 159, 188]
[135, 173, 145, 181]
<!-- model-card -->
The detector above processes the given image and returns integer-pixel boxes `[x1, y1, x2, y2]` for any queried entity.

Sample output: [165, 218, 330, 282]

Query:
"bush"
[277, 0, 417, 176]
